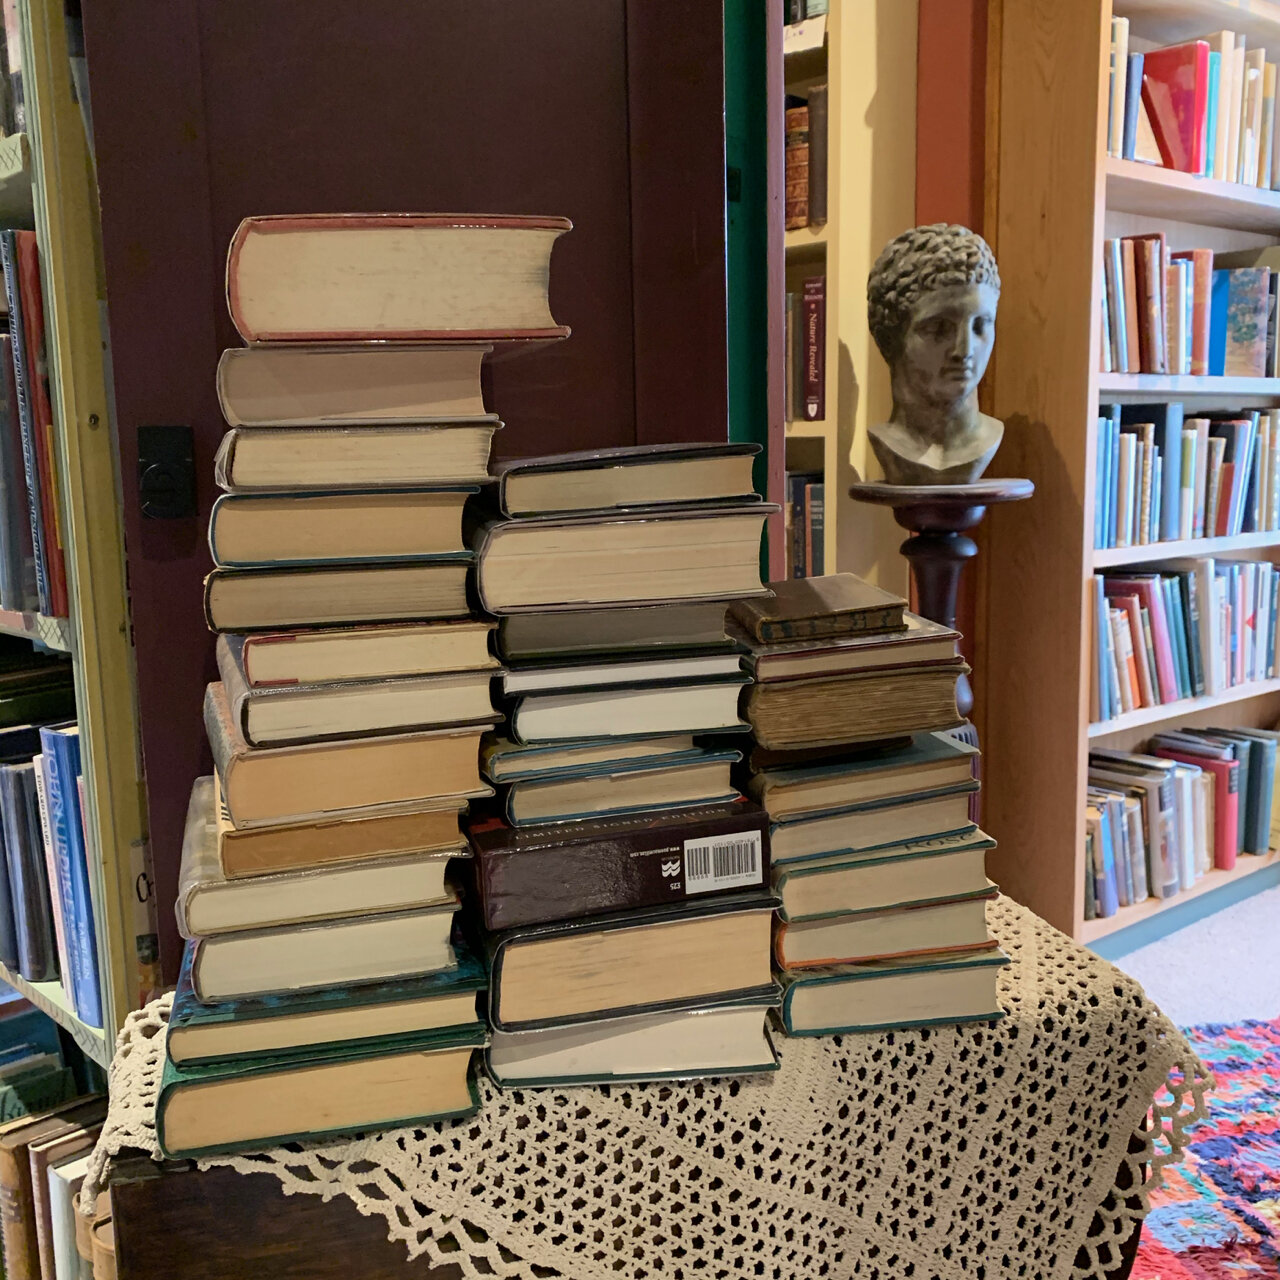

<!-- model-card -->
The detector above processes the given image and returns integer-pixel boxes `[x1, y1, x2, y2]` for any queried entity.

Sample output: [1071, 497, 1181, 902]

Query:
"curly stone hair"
[867, 223, 1001, 360]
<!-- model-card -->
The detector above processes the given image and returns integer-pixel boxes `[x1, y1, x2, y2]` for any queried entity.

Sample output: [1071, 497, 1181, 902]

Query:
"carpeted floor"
[1129, 1018, 1280, 1278]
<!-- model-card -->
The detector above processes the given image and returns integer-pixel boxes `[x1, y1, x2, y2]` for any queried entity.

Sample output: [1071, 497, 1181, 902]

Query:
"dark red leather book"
[1141, 40, 1210, 175]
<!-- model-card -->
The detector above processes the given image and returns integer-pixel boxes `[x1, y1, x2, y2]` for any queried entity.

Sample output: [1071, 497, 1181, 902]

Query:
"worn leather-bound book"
[730, 573, 906, 644]
[467, 798, 769, 931]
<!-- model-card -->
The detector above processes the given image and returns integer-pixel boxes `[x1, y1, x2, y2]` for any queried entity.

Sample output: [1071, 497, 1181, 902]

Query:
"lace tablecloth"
[82, 897, 1209, 1280]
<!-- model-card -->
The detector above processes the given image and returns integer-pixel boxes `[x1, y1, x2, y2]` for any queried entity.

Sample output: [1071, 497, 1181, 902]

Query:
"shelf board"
[1092, 530, 1280, 568]
[0, 960, 109, 1067]
[785, 419, 831, 438]
[0, 609, 71, 652]
[1097, 373, 1280, 399]
[1118, 1, 1280, 56]
[1080, 848, 1280, 945]
[1089, 677, 1280, 737]
[784, 224, 827, 258]
[1105, 155, 1280, 234]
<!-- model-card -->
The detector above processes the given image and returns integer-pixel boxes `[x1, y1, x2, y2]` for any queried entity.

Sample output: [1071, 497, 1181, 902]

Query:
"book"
[217, 638, 496, 747]
[167, 934, 485, 1066]
[0, 335, 36, 612]
[186, 904, 461, 1003]
[1150, 740, 1239, 870]
[1171, 250, 1212, 376]
[775, 888, 998, 968]
[1122, 51, 1145, 160]
[495, 601, 732, 662]
[37, 725, 99, 1028]
[729, 574, 906, 643]
[491, 443, 759, 517]
[480, 734, 699, 784]
[738, 611, 959, 681]
[471, 505, 772, 613]
[157, 1033, 482, 1158]
[203, 561, 473, 631]
[772, 826, 994, 920]
[486, 995, 778, 1088]
[807, 83, 828, 226]
[0, 764, 55, 981]
[1119, 404, 1184, 544]
[743, 661, 968, 751]
[225, 213, 571, 343]
[207, 488, 475, 568]
[1210, 268, 1270, 376]
[787, 470, 817, 577]
[467, 799, 769, 931]
[1203, 727, 1275, 854]
[768, 784, 979, 864]
[215, 343, 493, 426]
[210, 773, 465, 879]
[204, 681, 489, 827]
[801, 277, 825, 420]
[486, 893, 776, 1032]
[176, 776, 459, 937]
[1108, 17, 1129, 157]
[213, 422, 500, 490]
[500, 651, 742, 696]
[1121, 238, 1142, 370]
[500, 751, 740, 825]
[46, 1151, 89, 1280]
[506, 676, 748, 743]
[784, 97, 809, 229]
[748, 732, 978, 821]
[1141, 40, 1210, 173]
[805, 481, 824, 575]
[28, 1124, 99, 1280]
[1130, 233, 1167, 373]
[778, 947, 1008, 1035]
[221, 621, 498, 688]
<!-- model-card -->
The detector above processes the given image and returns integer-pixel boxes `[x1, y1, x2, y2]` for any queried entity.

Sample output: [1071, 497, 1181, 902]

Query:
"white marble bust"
[866, 223, 1003, 486]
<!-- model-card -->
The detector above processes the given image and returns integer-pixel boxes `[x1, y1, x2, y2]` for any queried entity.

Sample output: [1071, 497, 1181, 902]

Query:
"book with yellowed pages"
[729, 573, 907, 643]
[211, 774, 466, 879]
[495, 601, 734, 662]
[157, 1028, 483, 1158]
[779, 947, 1008, 1036]
[204, 560, 472, 632]
[176, 777, 461, 936]
[220, 621, 498, 689]
[491, 443, 760, 516]
[480, 733, 699, 783]
[487, 893, 777, 1031]
[216, 635, 498, 747]
[204, 682, 490, 827]
[472, 505, 774, 613]
[773, 887, 999, 968]
[167, 933, 485, 1066]
[216, 343, 494, 427]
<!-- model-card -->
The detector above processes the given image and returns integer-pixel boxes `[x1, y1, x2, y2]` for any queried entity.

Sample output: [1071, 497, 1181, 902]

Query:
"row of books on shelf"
[1090, 559, 1277, 724]
[1107, 20, 1280, 187]
[1092, 403, 1280, 549]
[784, 470, 824, 579]
[784, 86, 827, 231]
[784, 1, 827, 24]
[1099, 236, 1280, 378]
[784, 276, 825, 422]
[1085, 726, 1278, 921]
[147, 212, 1001, 1160]
[0, 983, 107, 1280]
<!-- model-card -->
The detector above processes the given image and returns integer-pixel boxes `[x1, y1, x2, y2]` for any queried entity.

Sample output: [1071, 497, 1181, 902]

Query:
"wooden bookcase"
[0, 0, 149, 1063]
[980, 0, 1280, 947]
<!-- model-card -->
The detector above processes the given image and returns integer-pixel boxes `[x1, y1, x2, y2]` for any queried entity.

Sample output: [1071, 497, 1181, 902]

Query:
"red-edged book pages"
[1104, 577, 1178, 706]
[14, 232, 68, 618]
[1141, 41, 1211, 174]
[1171, 249, 1212, 377]
[1151, 747, 1239, 870]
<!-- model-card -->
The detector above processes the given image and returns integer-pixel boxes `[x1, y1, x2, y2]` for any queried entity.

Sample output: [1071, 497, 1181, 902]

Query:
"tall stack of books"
[157, 212, 573, 1158]
[466, 444, 781, 1087]
[729, 575, 1008, 1037]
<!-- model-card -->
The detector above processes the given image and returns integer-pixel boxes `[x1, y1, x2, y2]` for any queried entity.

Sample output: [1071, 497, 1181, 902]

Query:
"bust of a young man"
[866, 223, 1003, 486]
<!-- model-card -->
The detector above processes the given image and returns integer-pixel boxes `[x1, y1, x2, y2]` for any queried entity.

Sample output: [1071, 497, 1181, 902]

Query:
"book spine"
[801, 277, 825, 421]
[31, 756, 70, 994]
[784, 102, 809, 230]
[806, 84, 827, 227]
[1122, 51, 1144, 160]
[0, 234, 48, 615]
[787, 473, 808, 579]
[0, 335, 36, 611]
[1122, 240, 1141, 374]
[805, 482, 824, 576]
[0, 766, 38, 979]
[0, 1136, 38, 1280]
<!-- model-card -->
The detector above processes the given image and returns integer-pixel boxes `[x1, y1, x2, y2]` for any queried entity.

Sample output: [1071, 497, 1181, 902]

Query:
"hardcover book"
[494, 602, 733, 662]
[1140, 40, 1210, 173]
[467, 798, 770, 931]
[480, 734, 700, 784]
[729, 574, 906, 643]
[226, 213, 572, 344]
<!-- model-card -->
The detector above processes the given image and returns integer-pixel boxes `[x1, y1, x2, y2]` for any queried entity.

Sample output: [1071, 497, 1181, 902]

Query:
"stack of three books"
[731, 575, 1008, 1036]
[466, 443, 780, 1085]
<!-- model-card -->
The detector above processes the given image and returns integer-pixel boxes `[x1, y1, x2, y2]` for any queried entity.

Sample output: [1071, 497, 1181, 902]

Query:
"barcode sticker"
[683, 831, 763, 894]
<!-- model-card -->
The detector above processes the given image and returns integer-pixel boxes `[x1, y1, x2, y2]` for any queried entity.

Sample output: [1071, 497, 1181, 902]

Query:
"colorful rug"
[1133, 1018, 1280, 1278]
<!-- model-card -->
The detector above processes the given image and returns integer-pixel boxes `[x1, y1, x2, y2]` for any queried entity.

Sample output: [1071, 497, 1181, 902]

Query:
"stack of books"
[729, 575, 1008, 1037]
[1086, 727, 1280, 921]
[158, 211, 573, 1158]
[467, 444, 780, 1087]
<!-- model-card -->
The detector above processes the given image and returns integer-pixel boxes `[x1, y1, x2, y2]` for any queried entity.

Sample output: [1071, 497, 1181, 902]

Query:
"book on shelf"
[28, 1120, 101, 1280]
[0, 333, 37, 614]
[784, 95, 809, 230]
[46, 1152, 91, 1280]
[807, 83, 828, 228]
[225, 213, 572, 344]
[785, 470, 820, 579]
[485, 995, 778, 1089]
[466, 799, 769, 932]
[0, 763, 55, 982]
[801, 277, 825, 420]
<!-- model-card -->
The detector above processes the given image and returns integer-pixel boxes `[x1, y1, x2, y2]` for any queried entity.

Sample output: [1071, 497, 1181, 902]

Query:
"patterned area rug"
[1134, 1019, 1280, 1278]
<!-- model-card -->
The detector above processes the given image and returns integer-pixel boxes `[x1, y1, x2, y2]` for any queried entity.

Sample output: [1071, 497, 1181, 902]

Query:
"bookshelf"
[979, 0, 1280, 948]
[0, 0, 150, 1064]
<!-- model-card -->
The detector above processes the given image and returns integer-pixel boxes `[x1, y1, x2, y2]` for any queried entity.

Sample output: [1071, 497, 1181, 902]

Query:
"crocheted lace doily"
[81, 897, 1209, 1280]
